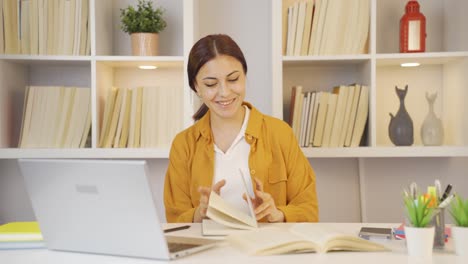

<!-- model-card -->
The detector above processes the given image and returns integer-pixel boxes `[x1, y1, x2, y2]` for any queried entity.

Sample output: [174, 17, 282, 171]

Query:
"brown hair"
[187, 34, 248, 121]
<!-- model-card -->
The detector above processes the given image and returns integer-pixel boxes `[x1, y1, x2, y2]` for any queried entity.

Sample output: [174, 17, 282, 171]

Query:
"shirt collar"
[195, 101, 264, 142]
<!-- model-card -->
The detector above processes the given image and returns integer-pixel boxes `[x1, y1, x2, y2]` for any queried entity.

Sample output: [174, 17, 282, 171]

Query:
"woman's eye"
[205, 83, 217, 87]
[228, 77, 239, 82]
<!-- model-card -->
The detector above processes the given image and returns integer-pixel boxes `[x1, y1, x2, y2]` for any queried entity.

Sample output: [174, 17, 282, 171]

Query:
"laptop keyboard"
[167, 242, 199, 253]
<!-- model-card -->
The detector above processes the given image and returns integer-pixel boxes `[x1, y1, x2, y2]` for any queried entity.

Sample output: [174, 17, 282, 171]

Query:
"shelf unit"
[0, 0, 195, 158]
[273, 0, 468, 157]
[0, 0, 467, 159]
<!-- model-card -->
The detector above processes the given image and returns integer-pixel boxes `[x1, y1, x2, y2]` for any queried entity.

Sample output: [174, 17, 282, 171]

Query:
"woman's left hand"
[248, 177, 285, 223]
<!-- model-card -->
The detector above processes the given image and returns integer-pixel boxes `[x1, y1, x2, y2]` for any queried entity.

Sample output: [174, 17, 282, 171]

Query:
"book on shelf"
[129, 87, 143, 148]
[310, 0, 328, 55]
[227, 223, 388, 255]
[338, 84, 356, 147]
[304, 92, 316, 147]
[308, 91, 320, 147]
[118, 89, 133, 148]
[103, 87, 123, 148]
[312, 91, 329, 147]
[299, 91, 311, 147]
[113, 87, 129, 148]
[281, 0, 369, 55]
[18, 86, 90, 148]
[300, 0, 314, 56]
[38, 0, 47, 55]
[0, 221, 45, 249]
[329, 85, 349, 147]
[0, 0, 4, 54]
[2, 0, 89, 55]
[99, 87, 118, 147]
[320, 93, 337, 147]
[20, 0, 31, 55]
[344, 84, 361, 147]
[3, 0, 20, 54]
[290, 86, 303, 140]
[286, 3, 298, 56]
[293, 1, 306, 56]
[350, 85, 369, 147]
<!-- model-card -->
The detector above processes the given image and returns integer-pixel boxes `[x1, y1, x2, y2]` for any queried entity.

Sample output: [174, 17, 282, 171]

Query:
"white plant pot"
[452, 226, 468, 256]
[404, 226, 435, 257]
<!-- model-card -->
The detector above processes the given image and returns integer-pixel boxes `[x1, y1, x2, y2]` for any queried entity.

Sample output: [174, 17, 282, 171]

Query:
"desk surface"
[1, 223, 466, 264]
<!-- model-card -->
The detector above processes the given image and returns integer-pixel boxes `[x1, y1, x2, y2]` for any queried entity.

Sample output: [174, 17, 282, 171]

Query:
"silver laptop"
[18, 159, 218, 260]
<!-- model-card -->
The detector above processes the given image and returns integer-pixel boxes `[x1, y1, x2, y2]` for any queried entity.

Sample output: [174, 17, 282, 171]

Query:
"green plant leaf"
[120, 0, 167, 34]
[449, 194, 468, 227]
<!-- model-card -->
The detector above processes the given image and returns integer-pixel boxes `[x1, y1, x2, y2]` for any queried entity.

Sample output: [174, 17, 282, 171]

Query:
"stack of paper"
[0, 222, 45, 249]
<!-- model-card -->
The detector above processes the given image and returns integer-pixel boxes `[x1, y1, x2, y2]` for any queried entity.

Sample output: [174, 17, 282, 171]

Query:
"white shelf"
[4, 146, 467, 159]
[301, 146, 468, 158]
[376, 52, 468, 66]
[283, 55, 371, 66]
[0, 148, 169, 159]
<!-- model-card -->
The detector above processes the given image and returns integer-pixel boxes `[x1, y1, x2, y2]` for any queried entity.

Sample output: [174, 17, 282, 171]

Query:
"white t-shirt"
[213, 106, 252, 214]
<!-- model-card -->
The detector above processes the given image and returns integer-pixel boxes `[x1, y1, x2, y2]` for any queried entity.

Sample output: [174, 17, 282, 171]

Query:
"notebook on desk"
[18, 159, 218, 260]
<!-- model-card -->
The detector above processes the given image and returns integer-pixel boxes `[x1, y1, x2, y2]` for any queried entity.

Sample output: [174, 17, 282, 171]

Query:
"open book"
[227, 224, 389, 255]
[203, 169, 258, 235]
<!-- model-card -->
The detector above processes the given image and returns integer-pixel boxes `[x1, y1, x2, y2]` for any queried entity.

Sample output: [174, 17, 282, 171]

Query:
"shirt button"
[250, 169, 256, 175]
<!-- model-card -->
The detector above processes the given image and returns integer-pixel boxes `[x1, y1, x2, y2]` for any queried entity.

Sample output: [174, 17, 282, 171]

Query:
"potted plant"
[449, 194, 468, 256]
[120, 0, 167, 56]
[403, 191, 436, 257]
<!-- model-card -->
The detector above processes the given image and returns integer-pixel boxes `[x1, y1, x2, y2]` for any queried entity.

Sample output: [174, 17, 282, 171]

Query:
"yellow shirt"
[164, 102, 319, 223]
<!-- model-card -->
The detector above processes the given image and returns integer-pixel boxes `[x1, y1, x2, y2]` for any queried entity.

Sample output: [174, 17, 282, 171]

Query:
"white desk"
[1, 223, 466, 264]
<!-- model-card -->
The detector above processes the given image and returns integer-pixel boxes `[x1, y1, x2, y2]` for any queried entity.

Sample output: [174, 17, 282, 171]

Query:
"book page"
[290, 223, 387, 252]
[227, 227, 318, 255]
[206, 191, 257, 230]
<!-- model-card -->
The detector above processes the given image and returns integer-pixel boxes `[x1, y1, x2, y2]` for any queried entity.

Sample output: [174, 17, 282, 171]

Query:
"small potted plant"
[449, 194, 468, 256]
[403, 190, 436, 257]
[120, 0, 167, 56]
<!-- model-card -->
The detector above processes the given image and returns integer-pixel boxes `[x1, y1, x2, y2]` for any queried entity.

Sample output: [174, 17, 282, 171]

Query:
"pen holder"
[431, 209, 445, 248]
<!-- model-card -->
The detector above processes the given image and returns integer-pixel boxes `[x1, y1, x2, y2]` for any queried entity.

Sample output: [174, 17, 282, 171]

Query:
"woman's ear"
[194, 85, 201, 97]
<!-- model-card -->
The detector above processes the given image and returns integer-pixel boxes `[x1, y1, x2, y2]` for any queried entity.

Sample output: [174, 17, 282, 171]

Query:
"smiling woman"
[164, 34, 319, 224]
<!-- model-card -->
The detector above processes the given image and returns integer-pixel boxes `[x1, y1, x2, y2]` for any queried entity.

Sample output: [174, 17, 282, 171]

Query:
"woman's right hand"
[193, 179, 226, 222]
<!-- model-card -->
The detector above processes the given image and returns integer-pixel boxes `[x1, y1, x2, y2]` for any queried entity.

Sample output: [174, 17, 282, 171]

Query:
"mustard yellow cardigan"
[164, 102, 319, 223]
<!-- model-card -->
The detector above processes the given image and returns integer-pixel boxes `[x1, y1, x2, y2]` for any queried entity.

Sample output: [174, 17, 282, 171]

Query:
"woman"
[164, 34, 318, 223]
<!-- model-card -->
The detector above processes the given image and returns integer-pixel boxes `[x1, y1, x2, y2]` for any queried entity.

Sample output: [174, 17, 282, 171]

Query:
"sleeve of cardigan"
[276, 125, 319, 222]
[164, 134, 196, 223]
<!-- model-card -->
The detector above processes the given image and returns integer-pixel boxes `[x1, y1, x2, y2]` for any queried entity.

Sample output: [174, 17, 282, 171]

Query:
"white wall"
[196, 0, 273, 115]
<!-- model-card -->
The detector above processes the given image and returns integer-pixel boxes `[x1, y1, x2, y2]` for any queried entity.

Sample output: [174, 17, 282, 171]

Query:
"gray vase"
[421, 92, 444, 146]
[388, 85, 414, 146]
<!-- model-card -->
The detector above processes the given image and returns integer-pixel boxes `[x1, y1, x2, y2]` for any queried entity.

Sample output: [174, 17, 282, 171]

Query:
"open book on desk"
[227, 223, 389, 255]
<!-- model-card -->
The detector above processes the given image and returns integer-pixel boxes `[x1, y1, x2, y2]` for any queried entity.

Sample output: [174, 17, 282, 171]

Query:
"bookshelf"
[274, 0, 468, 157]
[0, 0, 467, 157]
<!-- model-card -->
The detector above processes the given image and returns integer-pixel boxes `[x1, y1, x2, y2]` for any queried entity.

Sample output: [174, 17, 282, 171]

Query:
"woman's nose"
[218, 81, 229, 96]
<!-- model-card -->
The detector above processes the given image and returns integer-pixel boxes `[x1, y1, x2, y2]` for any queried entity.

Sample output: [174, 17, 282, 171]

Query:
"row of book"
[284, 0, 369, 56]
[290, 84, 369, 148]
[19, 86, 91, 148]
[0, 0, 90, 55]
[99, 86, 182, 149]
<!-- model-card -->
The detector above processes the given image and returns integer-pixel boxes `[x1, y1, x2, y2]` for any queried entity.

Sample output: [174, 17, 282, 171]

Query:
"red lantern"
[400, 0, 426, 53]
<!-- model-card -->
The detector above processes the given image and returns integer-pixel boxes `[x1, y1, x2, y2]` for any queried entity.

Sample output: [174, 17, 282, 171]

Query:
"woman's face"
[195, 55, 246, 121]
